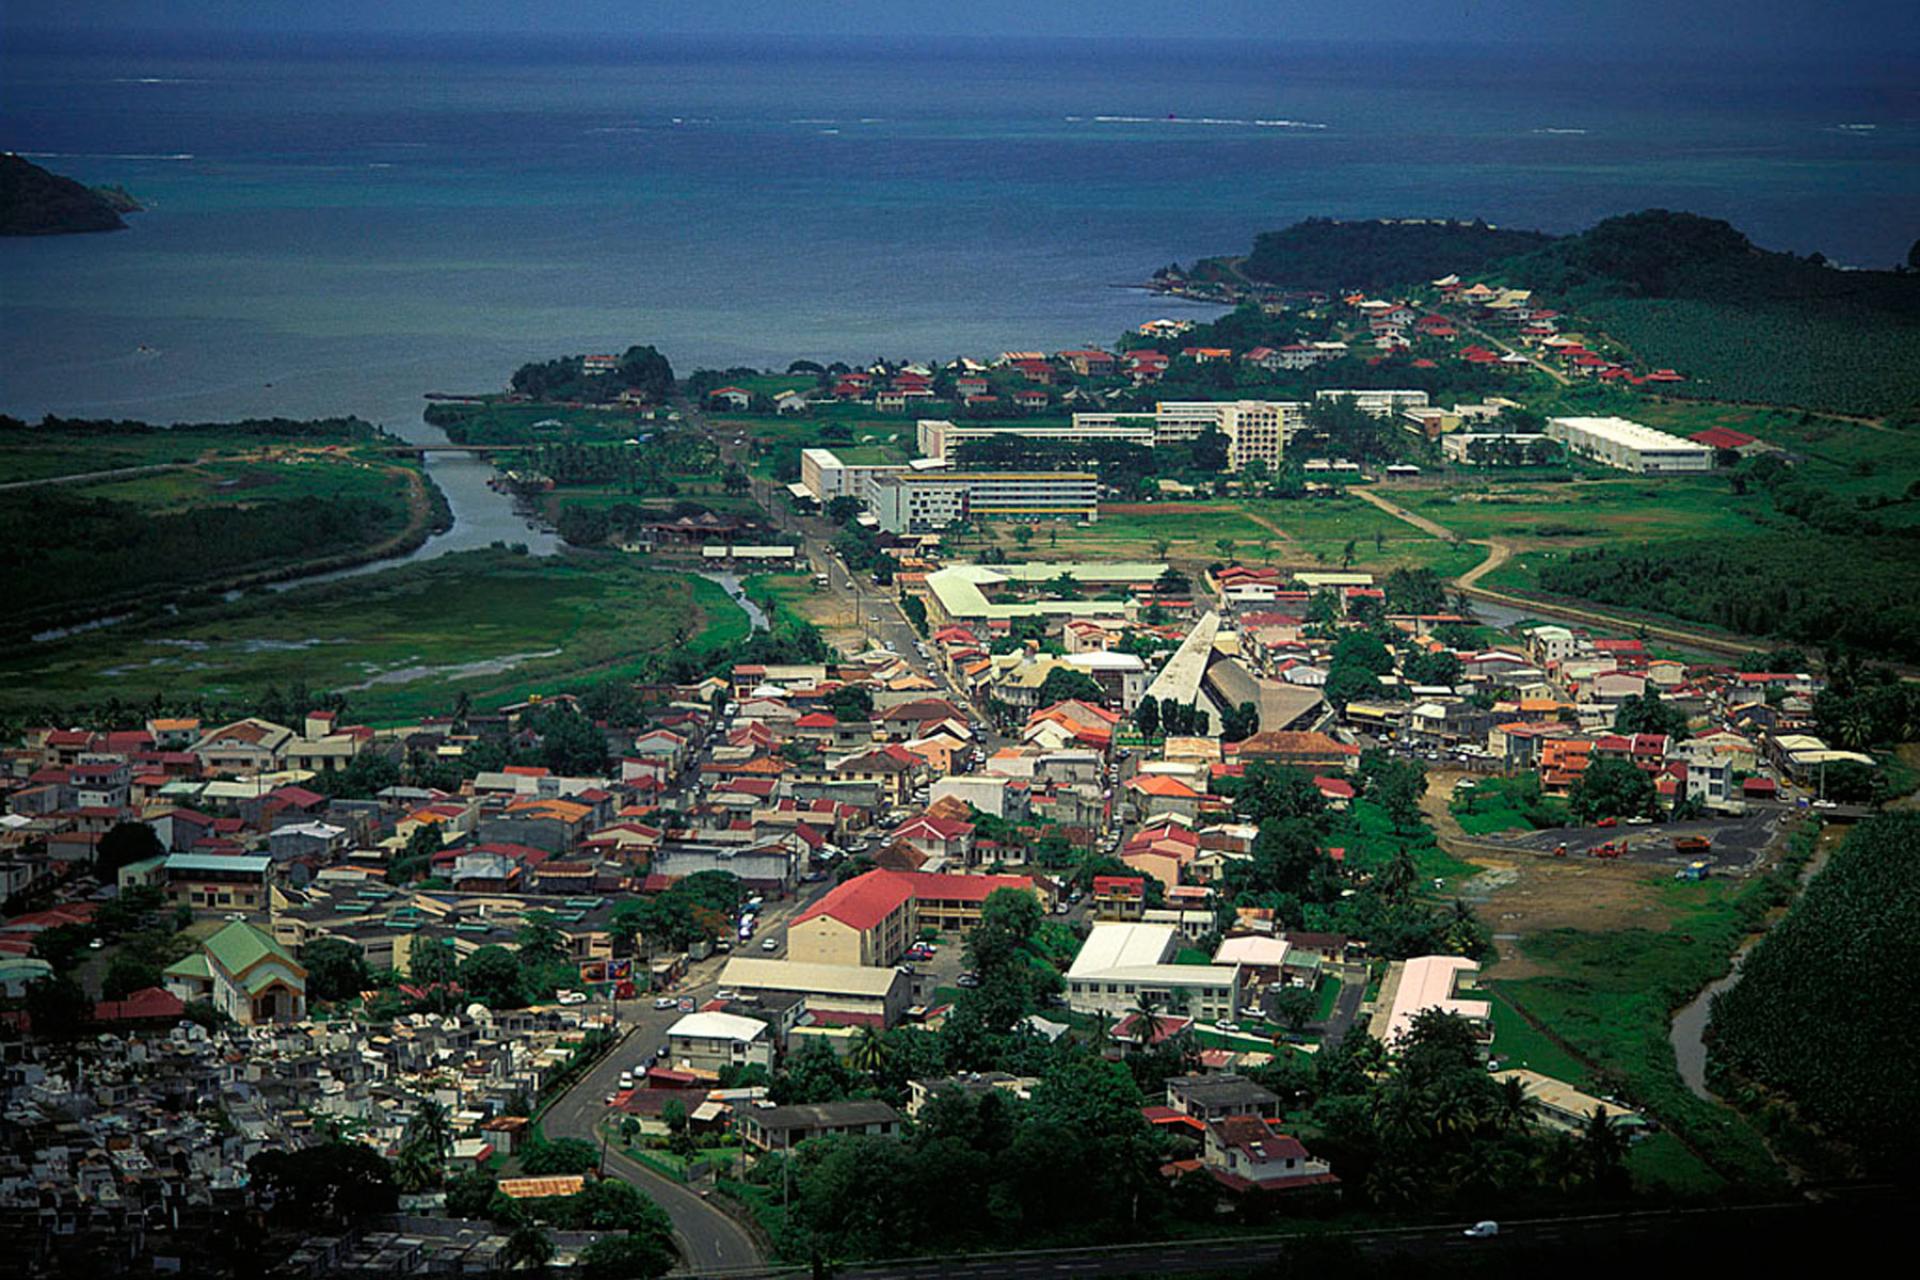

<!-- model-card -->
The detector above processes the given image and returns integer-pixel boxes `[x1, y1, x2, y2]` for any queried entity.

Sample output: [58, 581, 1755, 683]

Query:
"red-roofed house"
[1203, 1116, 1338, 1194]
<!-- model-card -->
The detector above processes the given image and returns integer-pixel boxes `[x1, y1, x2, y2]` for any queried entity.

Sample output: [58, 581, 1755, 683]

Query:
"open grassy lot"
[1484, 870, 1791, 1196]
[78, 455, 414, 511]
[1387, 475, 1769, 544]
[0, 419, 389, 483]
[0, 549, 747, 724]
[968, 497, 1480, 578]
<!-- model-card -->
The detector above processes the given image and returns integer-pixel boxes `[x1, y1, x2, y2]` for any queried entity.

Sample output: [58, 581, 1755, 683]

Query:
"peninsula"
[0, 153, 143, 236]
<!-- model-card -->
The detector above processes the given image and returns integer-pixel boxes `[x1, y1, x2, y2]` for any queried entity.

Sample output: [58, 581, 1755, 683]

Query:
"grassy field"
[1451, 775, 1569, 835]
[963, 497, 1481, 578]
[0, 549, 748, 724]
[1388, 475, 1768, 545]
[1486, 872, 1789, 1196]
[0, 420, 389, 483]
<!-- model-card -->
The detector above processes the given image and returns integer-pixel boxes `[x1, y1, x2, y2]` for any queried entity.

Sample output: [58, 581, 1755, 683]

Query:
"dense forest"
[0, 154, 136, 235]
[1214, 217, 1553, 290]
[507, 344, 675, 404]
[1707, 814, 1920, 1178]
[1501, 210, 1920, 417]
[0, 487, 411, 633]
[1536, 534, 1920, 664]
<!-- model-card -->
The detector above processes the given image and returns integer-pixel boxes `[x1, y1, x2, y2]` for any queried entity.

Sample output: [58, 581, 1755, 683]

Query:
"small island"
[0, 152, 143, 236]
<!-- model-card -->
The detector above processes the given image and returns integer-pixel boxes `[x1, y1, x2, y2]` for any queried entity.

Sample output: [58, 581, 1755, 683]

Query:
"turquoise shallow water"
[2, 33, 1914, 428]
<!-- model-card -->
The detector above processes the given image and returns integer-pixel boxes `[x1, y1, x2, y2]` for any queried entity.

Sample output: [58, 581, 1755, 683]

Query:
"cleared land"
[0, 549, 747, 724]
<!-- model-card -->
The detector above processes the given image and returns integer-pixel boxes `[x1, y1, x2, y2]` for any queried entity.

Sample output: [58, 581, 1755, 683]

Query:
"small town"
[4, 36, 1915, 1271]
[3, 295, 1889, 1271]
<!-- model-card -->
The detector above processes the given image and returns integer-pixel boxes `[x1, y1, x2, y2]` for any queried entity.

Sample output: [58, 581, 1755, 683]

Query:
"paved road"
[542, 1017, 767, 1273]
[677, 1196, 1857, 1279]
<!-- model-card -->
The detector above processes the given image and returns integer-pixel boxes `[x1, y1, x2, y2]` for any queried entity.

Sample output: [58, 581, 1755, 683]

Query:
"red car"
[1596, 817, 1618, 828]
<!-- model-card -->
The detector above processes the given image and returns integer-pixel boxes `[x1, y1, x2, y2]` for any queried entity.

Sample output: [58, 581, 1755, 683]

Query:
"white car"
[653, 996, 677, 1010]
[1463, 1221, 1500, 1239]
[1626, 815, 1652, 825]
[617, 1072, 634, 1090]
[1213, 1020, 1240, 1033]
[760, 938, 780, 952]
[556, 989, 587, 1006]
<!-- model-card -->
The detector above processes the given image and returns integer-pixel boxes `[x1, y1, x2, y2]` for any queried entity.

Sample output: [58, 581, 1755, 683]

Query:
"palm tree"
[1130, 988, 1164, 1045]
[849, 1024, 891, 1076]
[503, 1222, 553, 1272]
[1581, 1106, 1630, 1189]
[1835, 709, 1874, 751]
[1376, 847, 1418, 901]
[1495, 1074, 1536, 1133]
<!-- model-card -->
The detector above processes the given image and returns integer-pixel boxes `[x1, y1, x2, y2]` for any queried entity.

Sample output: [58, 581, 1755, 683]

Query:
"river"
[268, 413, 562, 594]
[1669, 825, 1832, 1101]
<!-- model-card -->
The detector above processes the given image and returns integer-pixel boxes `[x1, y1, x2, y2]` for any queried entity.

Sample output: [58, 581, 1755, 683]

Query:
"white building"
[917, 416, 1155, 462]
[666, 1010, 774, 1074]
[1545, 416, 1712, 474]
[866, 471, 1099, 533]
[1315, 388, 1430, 418]
[1064, 922, 1242, 1021]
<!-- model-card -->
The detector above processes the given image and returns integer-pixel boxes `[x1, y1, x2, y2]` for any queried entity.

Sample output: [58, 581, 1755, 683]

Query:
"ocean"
[2, 32, 1916, 430]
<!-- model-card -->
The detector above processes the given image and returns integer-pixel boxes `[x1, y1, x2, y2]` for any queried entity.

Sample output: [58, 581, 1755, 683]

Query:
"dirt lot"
[1422, 768, 1776, 979]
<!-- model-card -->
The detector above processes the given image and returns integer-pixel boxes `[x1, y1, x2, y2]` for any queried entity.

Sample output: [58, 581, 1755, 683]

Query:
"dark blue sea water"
[3, 32, 1916, 428]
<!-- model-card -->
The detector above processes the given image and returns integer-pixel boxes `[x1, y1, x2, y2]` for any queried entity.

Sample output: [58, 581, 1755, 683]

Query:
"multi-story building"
[865, 470, 1099, 532]
[917, 416, 1155, 462]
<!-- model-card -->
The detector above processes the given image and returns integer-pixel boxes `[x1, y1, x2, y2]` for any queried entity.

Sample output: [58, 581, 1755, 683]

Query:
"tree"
[24, 974, 90, 1039]
[301, 937, 372, 1002]
[517, 911, 568, 967]
[522, 1137, 602, 1176]
[901, 594, 928, 635]
[503, 1222, 554, 1273]
[828, 683, 875, 722]
[249, 1143, 398, 1227]
[1612, 688, 1688, 741]
[1273, 985, 1317, 1035]
[849, 1023, 891, 1076]
[1014, 526, 1034, 550]
[579, 1233, 675, 1280]
[1569, 756, 1656, 822]
[1221, 700, 1260, 743]
[409, 936, 458, 986]
[1134, 695, 1160, 739]
[461, 945, 528, 1010]
[1037, 666, 1105, 708]
[97, 820, 163, 877]
[102, 950, 164, 1001]
[1214, 537, 1237, 563]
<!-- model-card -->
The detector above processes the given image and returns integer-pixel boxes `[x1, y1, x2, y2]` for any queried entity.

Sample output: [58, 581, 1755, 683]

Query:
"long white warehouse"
[1545, 416, 1712, 474]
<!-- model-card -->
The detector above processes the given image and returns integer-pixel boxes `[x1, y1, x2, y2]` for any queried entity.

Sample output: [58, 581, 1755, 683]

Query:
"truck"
[1673, 835, 1712, 855]
[1674, 860, 1710, 882]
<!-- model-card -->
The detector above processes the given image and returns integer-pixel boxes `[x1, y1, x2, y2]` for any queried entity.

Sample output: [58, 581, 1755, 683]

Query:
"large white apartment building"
[1545, 416, 1712, 474]
[866, 471, 1099, 533]
[799, 447, 916, 501]
[917, 402, 1306, 474]
[917, 416, 1155, 461]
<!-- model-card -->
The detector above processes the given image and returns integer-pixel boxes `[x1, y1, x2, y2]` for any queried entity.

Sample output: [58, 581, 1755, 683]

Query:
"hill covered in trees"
[1707, 814, 1920, 1178]
[1502, 210, 1920, 417]
[1205, 217, 1555, 291]
[0, 153, 140, 235]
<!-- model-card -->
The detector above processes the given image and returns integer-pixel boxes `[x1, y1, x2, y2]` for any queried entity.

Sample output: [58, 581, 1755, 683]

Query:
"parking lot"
[1475, 805, 1792, 871]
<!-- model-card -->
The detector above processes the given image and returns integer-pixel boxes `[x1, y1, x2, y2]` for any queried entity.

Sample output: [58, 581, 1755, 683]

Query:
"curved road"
[542, 1025, 767, 1274]
[1347, 486, 1762, 658]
